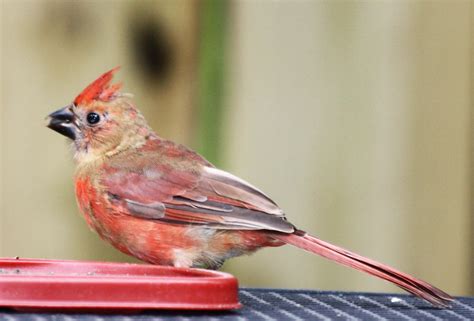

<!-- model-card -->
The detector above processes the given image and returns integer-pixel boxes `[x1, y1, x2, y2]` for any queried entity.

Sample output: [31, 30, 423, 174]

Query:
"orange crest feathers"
[74, 67, 122, 105]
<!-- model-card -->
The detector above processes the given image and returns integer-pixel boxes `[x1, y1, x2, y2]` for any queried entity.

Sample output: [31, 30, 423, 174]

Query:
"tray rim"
[0, 257, 241, 311]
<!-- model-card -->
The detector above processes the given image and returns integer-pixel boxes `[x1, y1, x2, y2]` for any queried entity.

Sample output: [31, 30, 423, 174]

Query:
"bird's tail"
[271, 230, 453, 307]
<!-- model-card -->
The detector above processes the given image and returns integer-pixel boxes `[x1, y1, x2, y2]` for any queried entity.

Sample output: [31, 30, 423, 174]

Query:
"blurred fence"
[1, 0, 473, 296]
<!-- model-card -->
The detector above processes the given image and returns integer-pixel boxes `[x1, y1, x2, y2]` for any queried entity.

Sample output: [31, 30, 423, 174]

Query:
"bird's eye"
[86, 112, 101, 125]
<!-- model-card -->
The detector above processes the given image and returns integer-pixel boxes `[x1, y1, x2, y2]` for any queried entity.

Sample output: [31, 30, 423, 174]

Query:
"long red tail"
[271, 230, 453, 307]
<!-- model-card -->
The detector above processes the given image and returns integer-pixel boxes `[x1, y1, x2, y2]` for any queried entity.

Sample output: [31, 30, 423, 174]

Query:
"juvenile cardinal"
[47, 68, 452, 307]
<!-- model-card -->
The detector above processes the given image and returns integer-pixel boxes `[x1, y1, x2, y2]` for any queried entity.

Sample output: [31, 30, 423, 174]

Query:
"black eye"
[86, 112, 101, 125]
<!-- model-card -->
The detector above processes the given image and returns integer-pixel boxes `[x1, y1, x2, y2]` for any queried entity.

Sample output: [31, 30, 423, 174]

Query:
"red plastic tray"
[0, 258, 240, 312]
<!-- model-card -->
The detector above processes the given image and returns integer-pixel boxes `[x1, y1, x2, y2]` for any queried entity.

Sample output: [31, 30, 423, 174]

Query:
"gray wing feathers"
[201, 167, 285, 216]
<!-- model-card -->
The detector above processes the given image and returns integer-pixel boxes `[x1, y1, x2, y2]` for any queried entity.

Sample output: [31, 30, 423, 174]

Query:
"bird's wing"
[101, 141, 294, 233]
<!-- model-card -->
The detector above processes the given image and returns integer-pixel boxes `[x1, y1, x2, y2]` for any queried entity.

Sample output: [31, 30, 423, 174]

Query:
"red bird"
[47, 68, 452, 307]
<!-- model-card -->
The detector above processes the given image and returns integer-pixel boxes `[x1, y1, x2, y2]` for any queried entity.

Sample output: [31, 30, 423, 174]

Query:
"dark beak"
[46, 105, 78, 140]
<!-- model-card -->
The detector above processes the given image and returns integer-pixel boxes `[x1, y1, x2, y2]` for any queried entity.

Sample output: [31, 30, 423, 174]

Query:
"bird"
[46, 67, 452, 307]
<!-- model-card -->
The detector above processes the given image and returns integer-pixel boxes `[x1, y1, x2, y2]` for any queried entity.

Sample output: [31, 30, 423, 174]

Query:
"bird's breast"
[74, 176, 98, 229]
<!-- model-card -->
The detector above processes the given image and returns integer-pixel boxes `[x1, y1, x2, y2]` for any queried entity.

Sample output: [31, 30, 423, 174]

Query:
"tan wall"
[0, 2, 3, 255]
[471, 0, 474, 293]
[1, 0, 472, 296]
[222, 1, 471, 295]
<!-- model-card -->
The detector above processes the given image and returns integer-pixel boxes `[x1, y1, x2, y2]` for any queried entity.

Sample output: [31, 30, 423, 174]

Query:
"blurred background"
[1, 0, 472, 296]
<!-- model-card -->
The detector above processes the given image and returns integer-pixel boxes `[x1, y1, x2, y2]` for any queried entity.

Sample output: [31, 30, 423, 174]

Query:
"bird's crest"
[74, 67, 122, 105]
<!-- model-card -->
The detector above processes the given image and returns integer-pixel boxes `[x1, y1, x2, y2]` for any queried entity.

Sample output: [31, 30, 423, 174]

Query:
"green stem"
[197, 0, 227, 166]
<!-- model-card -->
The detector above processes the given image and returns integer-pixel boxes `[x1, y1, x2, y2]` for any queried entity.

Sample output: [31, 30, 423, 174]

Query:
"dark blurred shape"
[129, 16, 174, 84]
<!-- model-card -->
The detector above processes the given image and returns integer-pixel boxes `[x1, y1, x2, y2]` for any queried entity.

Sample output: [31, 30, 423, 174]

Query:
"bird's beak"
[46, 105, 78, 140]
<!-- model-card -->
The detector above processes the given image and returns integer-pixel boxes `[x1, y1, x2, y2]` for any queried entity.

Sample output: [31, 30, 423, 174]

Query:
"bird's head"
[47, 67, 151, 162]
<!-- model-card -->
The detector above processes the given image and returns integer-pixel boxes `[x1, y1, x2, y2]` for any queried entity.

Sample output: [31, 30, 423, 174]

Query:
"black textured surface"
[1, 288, 473, 320]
